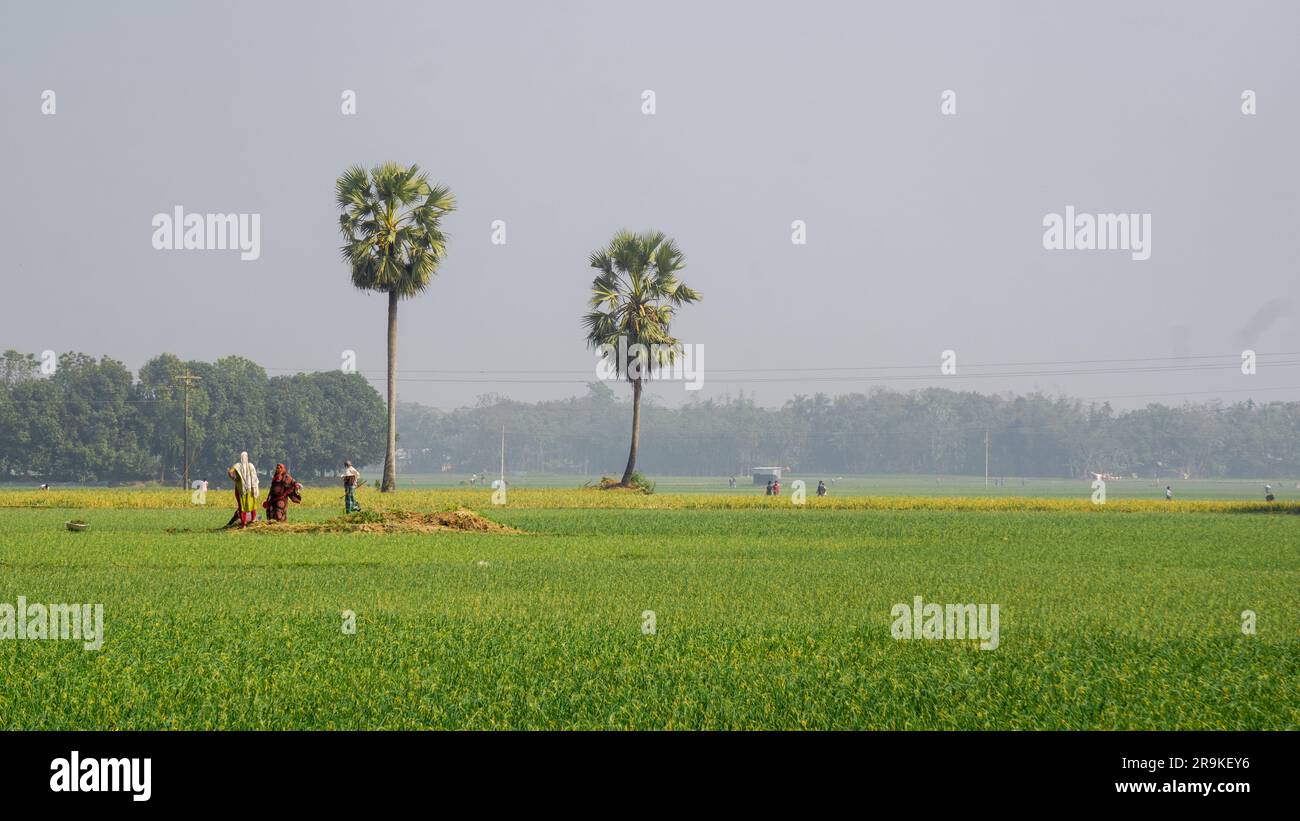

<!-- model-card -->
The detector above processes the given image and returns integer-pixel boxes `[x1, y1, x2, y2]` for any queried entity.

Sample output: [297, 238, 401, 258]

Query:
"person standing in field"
[772, 479, 781, 496]
[342, 461, 361, 513]
[765, 480, 773, 496]
[228, 451, 260, 526]
[1264, 484, 1274, 502]
[816, 480, 827, 497]
[262, 463, 302, 522]
[1165, 485, 1173, 501]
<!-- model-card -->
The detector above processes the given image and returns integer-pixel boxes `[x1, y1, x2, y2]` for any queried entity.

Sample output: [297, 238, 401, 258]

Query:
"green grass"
[6, 472, 1294, 502]
[0, 501, 1296, 729]
[340, 472, 1298, 501]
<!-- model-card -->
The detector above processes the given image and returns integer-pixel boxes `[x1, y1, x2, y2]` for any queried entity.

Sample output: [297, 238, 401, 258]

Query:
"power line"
[1081, 385, 1300, 401]
[258, 350, 1300, 377]
[331, 358, 1300, 384]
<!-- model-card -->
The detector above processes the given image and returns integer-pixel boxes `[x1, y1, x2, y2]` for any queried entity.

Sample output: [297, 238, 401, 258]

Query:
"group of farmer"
[223, 452, 361, 527]
[764, 478, 829, 497]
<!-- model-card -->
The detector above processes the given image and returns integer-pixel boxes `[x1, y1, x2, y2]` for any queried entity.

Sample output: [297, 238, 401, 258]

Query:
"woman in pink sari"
[262, 463, 302, 522]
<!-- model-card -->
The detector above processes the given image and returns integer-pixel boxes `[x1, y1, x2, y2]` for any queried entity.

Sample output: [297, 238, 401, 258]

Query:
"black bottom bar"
[4, 730, 1284, 808]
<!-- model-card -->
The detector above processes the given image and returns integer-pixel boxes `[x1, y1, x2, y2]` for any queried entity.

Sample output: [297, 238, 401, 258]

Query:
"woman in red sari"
[262, 463, 302, 522]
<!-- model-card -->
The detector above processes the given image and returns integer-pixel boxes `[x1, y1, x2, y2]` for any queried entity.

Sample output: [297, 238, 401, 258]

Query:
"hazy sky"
[2, 0, 1297, 409]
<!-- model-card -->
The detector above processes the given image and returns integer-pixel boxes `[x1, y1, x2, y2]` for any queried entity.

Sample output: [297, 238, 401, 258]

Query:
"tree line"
[0, 350, 384, 483]
[396, 382, 1300, 480]
[3, 349, 1297, 483]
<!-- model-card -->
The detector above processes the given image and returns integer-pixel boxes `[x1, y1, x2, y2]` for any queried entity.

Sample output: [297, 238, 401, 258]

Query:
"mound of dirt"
[390, 508, 515, 532]
[588, 476, 654, 493]
[235, 508, 519, 535]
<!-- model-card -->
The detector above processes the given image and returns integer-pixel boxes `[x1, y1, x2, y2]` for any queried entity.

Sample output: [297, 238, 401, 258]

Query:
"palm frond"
[336, 163, 457, 298]
[583, 228, 701, 365]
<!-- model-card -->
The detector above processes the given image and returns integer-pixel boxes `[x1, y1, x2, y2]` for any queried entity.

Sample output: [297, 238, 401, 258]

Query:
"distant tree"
[283, 371, 386, 476]
[41, 354, 153, 482]
[193, 356, 269, 480]
[0, 353, 35, 477]
[0, 350, 39, 386]
[137, 354, 191, 483]
[583, 230, 701, 487]
[336, 163, 456, 491]
[266, 374, 324, 476]
[5, 378, 62, 478]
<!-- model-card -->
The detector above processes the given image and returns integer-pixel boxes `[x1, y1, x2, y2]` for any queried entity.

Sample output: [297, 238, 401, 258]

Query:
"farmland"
[0, 483, 1296, 730]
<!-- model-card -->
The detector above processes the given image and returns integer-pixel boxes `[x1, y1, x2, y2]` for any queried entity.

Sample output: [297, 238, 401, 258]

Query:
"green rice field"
[0, 483, 1296, 730]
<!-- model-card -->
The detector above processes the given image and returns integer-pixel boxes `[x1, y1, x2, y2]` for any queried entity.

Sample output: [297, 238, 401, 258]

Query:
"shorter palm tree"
[583, 230, 701, 487]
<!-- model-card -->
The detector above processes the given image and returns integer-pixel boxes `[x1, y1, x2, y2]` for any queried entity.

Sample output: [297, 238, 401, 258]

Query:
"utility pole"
[984, 429, 990, 489]
[174, 371, 202, 489]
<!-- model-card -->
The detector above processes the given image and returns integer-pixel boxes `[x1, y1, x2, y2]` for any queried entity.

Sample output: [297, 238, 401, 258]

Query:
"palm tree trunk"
[619, 377, 642, 486]
[381, 289, 398, 492]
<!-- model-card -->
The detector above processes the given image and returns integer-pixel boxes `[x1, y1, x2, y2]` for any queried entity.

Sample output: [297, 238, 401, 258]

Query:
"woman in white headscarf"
[227, 451, 260, 526]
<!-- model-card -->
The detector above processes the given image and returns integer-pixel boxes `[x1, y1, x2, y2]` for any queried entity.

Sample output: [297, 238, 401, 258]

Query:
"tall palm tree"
[336, 163, 455, 492]
[584, 230, 701, 487]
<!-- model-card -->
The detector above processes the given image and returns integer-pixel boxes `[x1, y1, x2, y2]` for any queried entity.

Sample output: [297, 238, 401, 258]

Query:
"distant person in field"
[816, 480, 827, 497]
[765, 480, 773, 496]
[1264, 484, 1274, 502]
[262, 463, 303, 522]
[1165, 485, 1173, 501]
[38, 482, 49, 491]
[772, 479, 781, 496]
[342, 461, 361, 513]
[227, 451, 260, 526]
